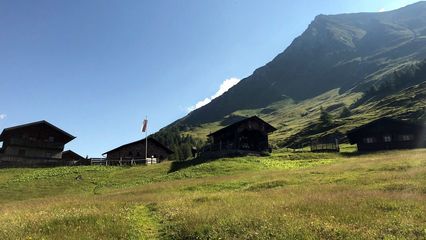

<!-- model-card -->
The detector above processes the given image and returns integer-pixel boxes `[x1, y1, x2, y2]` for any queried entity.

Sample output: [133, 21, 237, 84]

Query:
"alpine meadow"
[1, 1, 426, 240]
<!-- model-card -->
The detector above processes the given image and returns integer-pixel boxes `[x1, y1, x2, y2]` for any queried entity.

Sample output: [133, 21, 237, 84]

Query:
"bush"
[339, 106, 351, 118]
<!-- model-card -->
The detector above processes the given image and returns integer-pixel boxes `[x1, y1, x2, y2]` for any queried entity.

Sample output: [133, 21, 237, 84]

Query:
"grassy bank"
[0, 149, 425, 239]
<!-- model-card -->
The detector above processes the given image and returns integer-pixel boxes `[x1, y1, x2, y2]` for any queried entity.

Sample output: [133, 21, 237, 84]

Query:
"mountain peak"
[171, 2, 426, 126]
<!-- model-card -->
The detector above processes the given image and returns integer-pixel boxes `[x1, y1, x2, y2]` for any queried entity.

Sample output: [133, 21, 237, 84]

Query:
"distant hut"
[207, 116, 277, 153]
[62, 150, 89, 165]
[346, 117, 426, 151]
[103, 138, 173, 162]
[0, 120, 75, 167]
[310, 134, 342, 152]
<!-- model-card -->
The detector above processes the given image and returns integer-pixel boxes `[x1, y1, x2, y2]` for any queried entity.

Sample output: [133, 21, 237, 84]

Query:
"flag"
[141, 119, 148, 132]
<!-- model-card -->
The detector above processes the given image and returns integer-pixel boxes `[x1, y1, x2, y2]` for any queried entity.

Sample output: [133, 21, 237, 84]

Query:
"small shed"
[103, 138, 173, 161]
[346, 117, 425, 151]
[207, 116, 277, 152]
[310, 134, 341, 152]
[62, 150, 89, 165]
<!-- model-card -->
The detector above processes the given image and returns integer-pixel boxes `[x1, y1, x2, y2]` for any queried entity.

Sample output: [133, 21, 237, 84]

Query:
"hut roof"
[207, 116, 277, 137]
[0, 120, 75, 143]
[346, 117, 425, 144]
[103, 137, 174, 155]
[347, 117, 424, 135]
[62, 150, 85, 160]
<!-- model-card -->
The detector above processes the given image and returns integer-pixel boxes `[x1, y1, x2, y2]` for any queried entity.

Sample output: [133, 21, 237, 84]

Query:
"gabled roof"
[207, 116, 277, 137]
[103, 137, 174, 155]
[346, 117, 424, 135]
[62, 150, 85, 160]
[0, 120, 75, 142]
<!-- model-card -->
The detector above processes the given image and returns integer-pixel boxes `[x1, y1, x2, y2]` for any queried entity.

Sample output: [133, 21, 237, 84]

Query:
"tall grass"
[0, 149, 425, 239]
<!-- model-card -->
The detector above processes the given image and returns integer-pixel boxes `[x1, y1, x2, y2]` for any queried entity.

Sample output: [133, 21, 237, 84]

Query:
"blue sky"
[0, 0, 420, 157]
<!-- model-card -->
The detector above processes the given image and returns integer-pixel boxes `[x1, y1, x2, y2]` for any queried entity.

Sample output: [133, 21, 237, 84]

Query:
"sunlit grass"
[0, 149, 425, 239]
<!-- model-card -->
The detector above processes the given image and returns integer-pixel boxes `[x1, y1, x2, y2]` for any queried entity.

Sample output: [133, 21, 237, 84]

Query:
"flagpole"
[145, 116, 148, 160]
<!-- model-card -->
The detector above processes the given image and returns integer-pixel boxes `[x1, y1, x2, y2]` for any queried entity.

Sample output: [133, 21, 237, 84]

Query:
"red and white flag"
[141, 119, 148, 132]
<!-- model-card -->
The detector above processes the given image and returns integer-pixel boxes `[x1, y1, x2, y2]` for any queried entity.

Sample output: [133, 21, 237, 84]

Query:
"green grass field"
[1, 148, 426, 239]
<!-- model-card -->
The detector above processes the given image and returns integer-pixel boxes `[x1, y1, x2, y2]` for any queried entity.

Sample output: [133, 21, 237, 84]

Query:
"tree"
[319, 107, 332, 126]
[339, 106, 351, 118]
[180, 143, 193, 160]
[153, 126, 205, 161]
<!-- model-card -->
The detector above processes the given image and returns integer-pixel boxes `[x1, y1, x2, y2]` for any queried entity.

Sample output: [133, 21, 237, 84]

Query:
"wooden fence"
[90, 157, 158, 166]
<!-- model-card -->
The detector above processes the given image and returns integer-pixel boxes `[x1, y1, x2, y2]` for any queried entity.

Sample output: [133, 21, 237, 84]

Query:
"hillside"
[156, 2, 426, 156]
[0, 149, 425, 239]
[157, 63, 426, 158]
[179, 1, 426, 125]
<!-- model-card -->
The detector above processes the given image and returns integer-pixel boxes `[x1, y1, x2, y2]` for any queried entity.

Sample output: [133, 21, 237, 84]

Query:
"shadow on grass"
[168, 150, 270, 173]
[338, 150, 408, 157]
[168, 156, 214, 173]
[339, 151, 371, 157]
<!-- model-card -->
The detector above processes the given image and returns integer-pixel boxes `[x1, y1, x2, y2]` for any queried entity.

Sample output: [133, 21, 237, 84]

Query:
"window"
[383, 135, 392, 142]
[48, 136, 55, 142]
[399, 135, 413, 141]
[18, 149, 26, 156]
[363, 137, 376, 144]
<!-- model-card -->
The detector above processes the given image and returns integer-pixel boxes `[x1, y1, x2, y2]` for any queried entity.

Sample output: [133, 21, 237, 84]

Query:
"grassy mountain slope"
[175, 80, 425, 148]
[156, 2, 426, 155]
[177, 1, 426, 126]
[0, 149, 425, 239]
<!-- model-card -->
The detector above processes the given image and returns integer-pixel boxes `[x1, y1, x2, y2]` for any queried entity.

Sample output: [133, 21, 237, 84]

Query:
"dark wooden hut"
[310, 134, 341, 152]
[0, 120, 76, 167]
[207, 116, 277, 152]
[62, 150, 89, 165]
[103, 138, 173, 162]
[346, 117, 426, 151]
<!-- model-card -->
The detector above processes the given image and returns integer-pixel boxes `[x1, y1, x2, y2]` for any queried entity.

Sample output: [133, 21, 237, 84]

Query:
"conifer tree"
[340, 106, 351, 118]
[319, 107, 332, 126]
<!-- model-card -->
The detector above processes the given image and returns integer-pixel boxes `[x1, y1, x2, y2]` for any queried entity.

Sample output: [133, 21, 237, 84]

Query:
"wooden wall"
[106, 140, 170, 161]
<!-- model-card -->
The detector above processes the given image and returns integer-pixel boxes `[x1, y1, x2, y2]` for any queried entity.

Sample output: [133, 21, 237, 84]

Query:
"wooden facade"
[310, 134, 341, 152]
[103, 138, 173, 161]
[207, 116, 277, 152]
[310, 140, 340, 152]
[346, 118, 426, 151]
[0, 121, 75, 167]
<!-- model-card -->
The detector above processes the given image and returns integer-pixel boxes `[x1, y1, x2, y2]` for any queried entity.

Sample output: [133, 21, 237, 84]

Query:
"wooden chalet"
[207, 116, 277, 152]
[103, 138, 173, 162]
[346, 117, 426, 151]
[0, 120, 75, 167]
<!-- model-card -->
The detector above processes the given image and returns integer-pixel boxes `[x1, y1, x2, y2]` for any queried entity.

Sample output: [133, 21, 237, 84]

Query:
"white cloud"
[187, 77, 240, 112]
[0, 114, 6, 120]
[378, 8, 386, 12]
